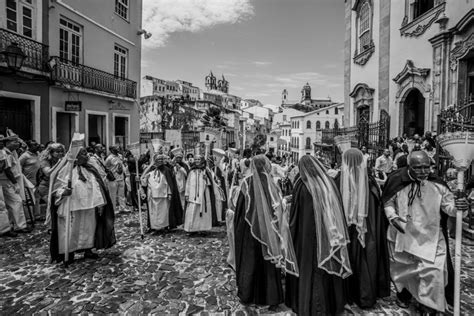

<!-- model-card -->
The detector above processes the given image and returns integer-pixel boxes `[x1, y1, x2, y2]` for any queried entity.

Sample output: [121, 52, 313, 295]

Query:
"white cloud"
[252, 61, 272, 67]
[142, 0, 254, 48]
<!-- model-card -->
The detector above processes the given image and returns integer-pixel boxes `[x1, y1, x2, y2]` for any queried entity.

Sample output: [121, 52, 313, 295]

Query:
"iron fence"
[320, 110, 390, 166]
[0, 28, 48, 72]
[50, 56, 137, 98]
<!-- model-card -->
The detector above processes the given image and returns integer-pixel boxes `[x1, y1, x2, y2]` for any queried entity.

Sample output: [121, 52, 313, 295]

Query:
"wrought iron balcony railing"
[50, 56, 137, 99]
[0, 28, 48, 72]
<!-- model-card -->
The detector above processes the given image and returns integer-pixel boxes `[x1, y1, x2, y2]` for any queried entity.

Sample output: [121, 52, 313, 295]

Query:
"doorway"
[56, 112, 76, 146]
[402, 89, 425, 137]
[114, 115, 129, 148]
[88, 114, 106, 146]
[0, 98, 32, 140]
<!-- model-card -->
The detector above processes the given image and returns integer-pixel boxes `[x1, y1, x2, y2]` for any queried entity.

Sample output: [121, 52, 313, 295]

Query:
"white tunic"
[384, 180, 457, 312]
[142, 170, 171, 230]
[184, 169, 213, 232]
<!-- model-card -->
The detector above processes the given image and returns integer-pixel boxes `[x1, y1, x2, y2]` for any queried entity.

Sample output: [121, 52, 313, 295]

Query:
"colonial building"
[289, 102, 345, 161]
[48, 0, 142, 147]
[0, 0, 50, 142]
[281, 84, 334, 112]
[344, 0, 474, 137]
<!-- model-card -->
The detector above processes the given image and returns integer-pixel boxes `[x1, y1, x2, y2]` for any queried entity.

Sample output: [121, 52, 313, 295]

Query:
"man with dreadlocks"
[285, 155, 351, 316]
[141, 149, 183, 233]
[48, 147, 116, 263]
[334, 148, 390, 308]
[183, 149, 218, 233]
[382, 150, 469, 314]
[234, 155, 298, 307]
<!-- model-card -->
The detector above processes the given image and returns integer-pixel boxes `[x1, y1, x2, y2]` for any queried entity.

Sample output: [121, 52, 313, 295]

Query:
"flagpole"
[135, 158, 144, 240]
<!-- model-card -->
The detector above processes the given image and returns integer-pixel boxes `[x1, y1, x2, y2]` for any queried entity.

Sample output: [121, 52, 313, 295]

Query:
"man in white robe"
[382, 151, 468, 313]
[184, 155, 215, 232]
[105, 146, 127, 213]
[49, 148, 116, 263]
[141, 154, 172, 232]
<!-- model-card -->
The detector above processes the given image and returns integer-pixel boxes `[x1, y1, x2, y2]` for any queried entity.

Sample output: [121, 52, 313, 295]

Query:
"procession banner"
[127, 142, 141, 158]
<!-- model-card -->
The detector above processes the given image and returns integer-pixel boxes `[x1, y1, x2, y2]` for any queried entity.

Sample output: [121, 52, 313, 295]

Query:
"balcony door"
[0, 97, 32, 140]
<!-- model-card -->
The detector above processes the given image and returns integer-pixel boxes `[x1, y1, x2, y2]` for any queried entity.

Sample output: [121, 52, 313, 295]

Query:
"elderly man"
[382, 151, 469, 314]
[105, 145, 127, 213]
[0, 135, 30, 233]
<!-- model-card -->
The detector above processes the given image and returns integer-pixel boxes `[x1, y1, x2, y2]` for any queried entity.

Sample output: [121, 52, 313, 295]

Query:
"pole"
[454, 170, 464, 316]
[135, 158, 144, 240]
[64, 157, 74, 266]
[242, 121, 247, 149]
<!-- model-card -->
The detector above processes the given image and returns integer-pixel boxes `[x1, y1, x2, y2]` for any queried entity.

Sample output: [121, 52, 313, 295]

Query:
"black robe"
[381, 167, 455, 306]
[234, 177, 283, 306]
[50, 163, 116, 263]
[215, 167, 228, 212]
[145, 164, 184, 229]
[334, 173, 391, 308]
[285, 178, 346, 316]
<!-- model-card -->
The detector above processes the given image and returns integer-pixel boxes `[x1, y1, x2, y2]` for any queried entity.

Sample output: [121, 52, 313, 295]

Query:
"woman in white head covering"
[285, 154, 351, 316]
[335, 148, 390, 308]
[234, 154, 298, 307]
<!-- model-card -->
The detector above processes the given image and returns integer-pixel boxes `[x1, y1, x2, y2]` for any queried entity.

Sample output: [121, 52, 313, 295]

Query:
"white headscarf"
[240, 155, 299, 277]
[340, 148, 369, 248]
[298, 155, 352, 279]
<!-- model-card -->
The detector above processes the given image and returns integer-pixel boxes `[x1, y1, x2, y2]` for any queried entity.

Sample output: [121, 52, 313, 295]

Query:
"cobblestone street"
[1, 211, 473, 315]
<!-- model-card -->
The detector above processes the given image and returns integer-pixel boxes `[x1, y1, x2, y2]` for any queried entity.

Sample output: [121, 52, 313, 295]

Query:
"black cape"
[50, 163, 116, 262]
[145, 164, 184, 229]
[285, 178, 346, 315]
[381, 167, 454, 306]
[334, 173, 391, 308]
[234, 177, 283, 306]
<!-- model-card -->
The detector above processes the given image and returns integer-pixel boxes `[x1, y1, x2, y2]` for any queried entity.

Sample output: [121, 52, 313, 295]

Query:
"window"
[59, 18, 82, 64]
[6, 0, 35, 38]
[358, 2, 371, 52]
[316, 121, 321, 130]
[412, 0, 434, 20]
[115, 0, 129, 20]
[270, 137, 274, 141]
[306, 137, 311, 148]
[326, 110, 329, 114]
[283, 115, 287, 121]
[306, 120, 311, 129]
[325, 121, 330, 129]
[335, 107, 339, 115]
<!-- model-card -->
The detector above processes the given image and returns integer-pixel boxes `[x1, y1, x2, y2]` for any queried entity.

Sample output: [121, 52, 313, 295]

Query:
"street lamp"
[0, 42, 26, 72]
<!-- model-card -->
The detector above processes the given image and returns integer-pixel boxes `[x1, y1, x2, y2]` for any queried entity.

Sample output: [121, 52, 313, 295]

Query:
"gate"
[320, 110, 390, 166]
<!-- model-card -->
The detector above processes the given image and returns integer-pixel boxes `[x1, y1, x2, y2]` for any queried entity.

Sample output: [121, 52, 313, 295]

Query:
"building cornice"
[393, 60, 430, 84]
[400, 2, 446, 37]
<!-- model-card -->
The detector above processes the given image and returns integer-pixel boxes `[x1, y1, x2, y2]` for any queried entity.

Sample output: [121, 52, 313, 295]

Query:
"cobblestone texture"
[0, 211, 473, 315]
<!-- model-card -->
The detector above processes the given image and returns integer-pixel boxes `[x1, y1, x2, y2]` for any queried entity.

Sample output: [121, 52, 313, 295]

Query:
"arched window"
[325, 121, 330, 129]
[316, 121, 321, 130]
[306, 120, 311, 129]
[335, 107, 339, 115]
[326, 110, 329, 114]
[306, 137, 311, 148]
[358, 2, 371, 52]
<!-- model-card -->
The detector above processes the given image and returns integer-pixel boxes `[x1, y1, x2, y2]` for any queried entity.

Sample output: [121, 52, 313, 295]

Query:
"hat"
[212, 148, 226, 160]
[153, 147, 166, 165]
[171, 147, 184, 158]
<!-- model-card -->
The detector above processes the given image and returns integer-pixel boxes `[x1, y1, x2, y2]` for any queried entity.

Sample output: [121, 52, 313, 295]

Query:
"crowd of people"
[0, 130, 472, 315]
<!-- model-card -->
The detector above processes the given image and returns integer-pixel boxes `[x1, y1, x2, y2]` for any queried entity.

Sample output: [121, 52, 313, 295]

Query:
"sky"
[141, 0, 345, 107]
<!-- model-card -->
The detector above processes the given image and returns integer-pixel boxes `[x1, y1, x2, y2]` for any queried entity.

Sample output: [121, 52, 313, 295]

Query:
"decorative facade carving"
[450, 33, 474, 71]
[400, 2, 446, 37]
[393, 60, 430, 85]
[353, 42, 375, 65]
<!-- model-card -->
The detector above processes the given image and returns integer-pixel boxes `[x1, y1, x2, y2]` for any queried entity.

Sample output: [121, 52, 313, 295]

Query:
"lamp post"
[0, 42, 26, 72]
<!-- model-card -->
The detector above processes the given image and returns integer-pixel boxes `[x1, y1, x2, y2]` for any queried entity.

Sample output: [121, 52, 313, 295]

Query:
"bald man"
[381, 151, 469, 314]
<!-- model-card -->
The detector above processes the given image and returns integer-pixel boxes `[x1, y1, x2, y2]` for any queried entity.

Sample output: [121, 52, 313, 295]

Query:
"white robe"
[56, 166, 105, 254]
[142, 169, 171, 230]
[184, 169, 213, 232]
[384, 181, 457, 312]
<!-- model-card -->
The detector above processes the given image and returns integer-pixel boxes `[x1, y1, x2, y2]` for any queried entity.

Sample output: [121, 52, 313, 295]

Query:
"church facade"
[344, 0, 474, 138]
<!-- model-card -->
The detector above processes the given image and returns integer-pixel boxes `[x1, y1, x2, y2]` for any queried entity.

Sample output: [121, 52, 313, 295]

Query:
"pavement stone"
[0, 210, 472, 315]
